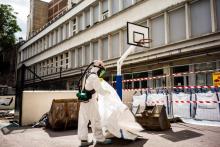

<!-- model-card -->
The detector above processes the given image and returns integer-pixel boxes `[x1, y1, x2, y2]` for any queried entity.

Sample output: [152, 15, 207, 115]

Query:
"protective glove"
[99, 78, 104, 82]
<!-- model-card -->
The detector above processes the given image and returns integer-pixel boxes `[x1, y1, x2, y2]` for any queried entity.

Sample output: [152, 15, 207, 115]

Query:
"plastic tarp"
[195, 92, 220, 121]
[172, 93, 191, 118]
[132, 94, 147, 114]
[98, 80, 143, 140]
[146, 93, 168, 114]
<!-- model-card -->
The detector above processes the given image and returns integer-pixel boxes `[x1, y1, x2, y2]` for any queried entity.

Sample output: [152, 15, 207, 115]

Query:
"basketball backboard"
[127, 22, 150, 48]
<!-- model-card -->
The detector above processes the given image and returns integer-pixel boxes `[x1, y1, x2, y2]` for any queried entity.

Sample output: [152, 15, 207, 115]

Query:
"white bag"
[132, 94, 147, 114]
[98, 80, 143, 140]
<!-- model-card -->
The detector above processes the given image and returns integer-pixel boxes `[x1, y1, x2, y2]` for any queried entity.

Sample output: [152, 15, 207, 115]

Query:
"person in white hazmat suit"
[78, 60, 112, 147]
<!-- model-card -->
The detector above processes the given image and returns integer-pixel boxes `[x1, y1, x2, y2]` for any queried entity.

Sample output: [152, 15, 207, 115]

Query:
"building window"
[49, 33, 53, 47]
[195, 62, 216, 86]
[85, 10, 90, 28]
[72, 50, 75, 68]
[85, 44, 90, 65]
[56, 29, 59, 44]
[93, 41, 99, 60]
[123, 0, 132, 9]
[151, 15, 165, 47]
[50, 58, 53, 73]
[93, 4, 99, 24]
[78, 14, 83, 31]
[190, 0, 211, 37]
[169, 7, 186, 43]
[102, 37, 108, 60]
[102, 0, 108, 20]
[65, 52, 69, 69]
[173, 65, 189, 87]
[60, 26, 63, 41]
[55, 57, 58, 72]
[216, 0, 220, 31]
[66, 22, 69, 38]
[112, 0, 119, 14]
[46, 60, 49, 75]
[133, 72, 148, 89]
[152, 69, 165, 88]
[78, 48, 82, 67]
[111, 33, 120, 58]
[123, 74, 132, 89]
[45, 36, 48, 49]
[72, 18, 76, 35]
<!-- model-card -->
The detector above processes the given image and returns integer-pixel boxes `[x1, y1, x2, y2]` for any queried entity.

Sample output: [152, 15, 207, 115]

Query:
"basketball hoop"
[137, 39, 152, 47]
[127, 22, 151, 48]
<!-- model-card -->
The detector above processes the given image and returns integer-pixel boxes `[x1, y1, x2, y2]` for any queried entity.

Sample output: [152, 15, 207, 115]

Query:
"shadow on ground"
[144, 128, 203, 142]
[44, 128, 79, 137]
[1, 123, 29, 135]
[94, 138, 148, 147]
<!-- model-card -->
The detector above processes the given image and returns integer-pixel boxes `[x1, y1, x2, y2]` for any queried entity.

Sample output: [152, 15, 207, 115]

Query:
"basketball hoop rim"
[136, 39, 152, 47]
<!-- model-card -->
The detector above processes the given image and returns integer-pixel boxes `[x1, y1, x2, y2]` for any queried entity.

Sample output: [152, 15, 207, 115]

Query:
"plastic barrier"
[172, 93, 191, 118]
[195, 92, 220, 121]
[146, 93, 169, 115]
[132, 93, 147, 114]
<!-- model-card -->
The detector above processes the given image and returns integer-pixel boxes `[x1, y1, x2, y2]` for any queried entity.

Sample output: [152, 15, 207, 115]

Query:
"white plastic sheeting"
[172, 93, 191, 118]
[146, 93, 168, 114]
[195, 92, 220, 121]
[98, 80, 143, 140]
[132, 94, 147, 114]
[181, 118, 220, 127]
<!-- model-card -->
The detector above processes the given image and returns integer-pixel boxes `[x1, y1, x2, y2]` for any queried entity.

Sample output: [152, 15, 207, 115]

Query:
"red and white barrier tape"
[173, 85, 220, 89]
[123, 88, 153, 91]
[112, 69, 220, 83]
[122, 85, 220, 91]
[124, 100, 220, 104]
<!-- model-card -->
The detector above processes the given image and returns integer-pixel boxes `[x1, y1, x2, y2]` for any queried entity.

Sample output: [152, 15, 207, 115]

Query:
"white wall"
[21, 91, 77, 126]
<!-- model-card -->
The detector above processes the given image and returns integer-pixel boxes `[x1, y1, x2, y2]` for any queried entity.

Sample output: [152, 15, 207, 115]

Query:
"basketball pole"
[116, 45, 136, 99]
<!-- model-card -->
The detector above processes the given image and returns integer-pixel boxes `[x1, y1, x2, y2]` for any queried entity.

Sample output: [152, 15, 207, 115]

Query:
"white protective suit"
[77, 66, 108, 142]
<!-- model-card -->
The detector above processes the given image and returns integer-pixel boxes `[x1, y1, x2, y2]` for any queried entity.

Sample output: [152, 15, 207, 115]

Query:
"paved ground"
[1, 120, 220, 147]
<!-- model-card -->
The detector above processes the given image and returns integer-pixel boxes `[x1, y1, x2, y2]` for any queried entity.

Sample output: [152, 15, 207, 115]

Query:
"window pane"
[111, 33, 120, 58]
[151, 15, 165, 47]
[85, 10, 90, 28]
[174, 77, 184, 86]
[112, 0, 119, 14]
[66, 22, 69, 38]
[102, 37, 108, 60]
[195, 62, 216, 71]
[93, 41, 99, 60]
[216, 0, 220, 31]
[191, 0, 211, 37]
[102, 0, 108, 12]
[123, 74, 132, 89]
[78, 48, 82, 67]
[173, 65, 189, 73]
[72, 50, 75, 68]
[152, 69, 164, 88]
[169, 7, 186, 42]
[93, 5, 99, 23]
[123, 0, 132, 9]
[78, 14, 83, 31]
[85, 44, 90, 65]
[60, 26, 63, 41]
